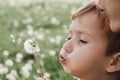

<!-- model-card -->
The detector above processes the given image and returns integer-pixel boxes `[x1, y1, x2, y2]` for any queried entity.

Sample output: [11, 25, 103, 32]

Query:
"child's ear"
[106, 52, 120, 73]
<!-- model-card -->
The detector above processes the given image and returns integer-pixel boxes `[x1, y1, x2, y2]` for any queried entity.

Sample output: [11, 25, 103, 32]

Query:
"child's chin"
[63, 66, 74, 75]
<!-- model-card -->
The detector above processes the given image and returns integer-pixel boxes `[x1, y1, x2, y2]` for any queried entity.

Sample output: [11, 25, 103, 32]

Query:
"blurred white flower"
[17, 38, 22, 44]
[16, 53, 23, 59]
[44, 72, 50, 78]
[10, 34, 16, 43]
[0, 65, 9, 75]
[6, 73, 16, 80]
[43, 16, 48, 21]
[55, 35, 62, 44]
[49, 50, 56, 56]
[49, 38, 56, 43]
[13, 20, 19, 27]
[24, 39, 40, 54]
[10, 70, 18, 78]
[0, 63, 3, 68]
[41, 54, 45, 58]
[5, 59, 14, 67]
[22, 17, 33, 24]
[16, 53, 23, 63]
[35, 31, 45, 41]
[27, 25, 34, 35]
[20, 63, 31, 78]
[28, 60, 34, 64]
[20, 63, 32, 78]
[3, 50, 9, 57]
[50, 17, 60, 25]
[25, 63, 32, 71]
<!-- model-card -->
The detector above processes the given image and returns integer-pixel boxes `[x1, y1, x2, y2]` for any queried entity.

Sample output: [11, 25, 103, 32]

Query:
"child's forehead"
[68, 12, 107, 38]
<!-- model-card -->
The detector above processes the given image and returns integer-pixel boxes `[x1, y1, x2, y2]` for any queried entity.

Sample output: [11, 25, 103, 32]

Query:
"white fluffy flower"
[16, 53, 23, 63]
[24, 39, 40, 54]
[16, 53, 23, 59]
[5, 59, 14, 67]
[6, 73, 16, 80]
[49, 50, 56, 56]
[50, 17, 60, 25]
[3, 50, 9, 57]
[0, 65, 9, 75]
[10, 70, 18, 78]
[20, 63, 31, 78]
[44, 72, 50, 78]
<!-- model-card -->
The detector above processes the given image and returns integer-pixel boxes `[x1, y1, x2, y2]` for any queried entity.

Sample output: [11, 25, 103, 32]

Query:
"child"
[97, 0, 120, 32]
[59, 1, 120, 80]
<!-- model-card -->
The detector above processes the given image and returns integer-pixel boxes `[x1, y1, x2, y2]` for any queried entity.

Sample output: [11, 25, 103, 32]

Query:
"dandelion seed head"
[24, 39, 40, 54]
[5, 59, 14, 67]
[16, 53, 23, 63]
[0, 66, 9, 75]
[6, 72, 16, 80]
[10, 70, 18, 78]
[50, 17, 60, 25]
[44, 72, 50, 78]
[16, 53, 23, 59]
[3, 50, 9, 57]
[17, 38, 22, 44]
[49, 50, 56, 56]
[13, 20, 19, 27]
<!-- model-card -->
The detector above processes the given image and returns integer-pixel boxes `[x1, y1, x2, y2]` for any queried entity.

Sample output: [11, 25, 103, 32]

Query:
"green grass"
[0, 1, 84, 80]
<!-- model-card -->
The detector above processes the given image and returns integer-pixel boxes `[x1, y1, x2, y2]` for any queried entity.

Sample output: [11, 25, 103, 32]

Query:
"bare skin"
[97, 0, 120, 32]
[59, 10, 113, 80]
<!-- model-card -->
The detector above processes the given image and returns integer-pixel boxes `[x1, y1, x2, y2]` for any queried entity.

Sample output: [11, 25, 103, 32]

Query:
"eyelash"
[67, 37, 88, 44]
[79, 39, 88, 44]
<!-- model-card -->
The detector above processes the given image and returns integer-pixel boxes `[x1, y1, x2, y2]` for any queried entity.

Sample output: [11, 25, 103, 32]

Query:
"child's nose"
[63, 41, 73, 53]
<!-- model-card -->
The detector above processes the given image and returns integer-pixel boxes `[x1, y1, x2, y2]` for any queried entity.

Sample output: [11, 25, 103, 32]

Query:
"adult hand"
[97, 0, 120, 32]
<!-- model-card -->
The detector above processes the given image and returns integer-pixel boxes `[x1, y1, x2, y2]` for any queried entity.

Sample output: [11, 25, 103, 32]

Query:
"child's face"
[59, 12, 110, 79]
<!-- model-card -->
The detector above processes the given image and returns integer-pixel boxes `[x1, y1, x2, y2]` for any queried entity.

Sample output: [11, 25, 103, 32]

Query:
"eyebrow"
[68, 28, 93, 39]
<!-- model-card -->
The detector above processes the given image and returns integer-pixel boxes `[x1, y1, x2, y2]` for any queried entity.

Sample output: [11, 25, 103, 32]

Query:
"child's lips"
[59, 54, 66, 64]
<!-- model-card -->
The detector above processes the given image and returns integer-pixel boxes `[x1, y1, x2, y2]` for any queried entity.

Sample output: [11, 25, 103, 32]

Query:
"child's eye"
[79, 39, 87, 44]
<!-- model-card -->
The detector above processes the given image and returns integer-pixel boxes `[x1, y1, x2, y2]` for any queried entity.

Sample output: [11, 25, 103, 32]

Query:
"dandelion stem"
[34, 53, 44, 77]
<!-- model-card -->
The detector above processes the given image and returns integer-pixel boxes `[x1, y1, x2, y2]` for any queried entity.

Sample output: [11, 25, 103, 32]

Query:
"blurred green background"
[0, 0, 91, 80]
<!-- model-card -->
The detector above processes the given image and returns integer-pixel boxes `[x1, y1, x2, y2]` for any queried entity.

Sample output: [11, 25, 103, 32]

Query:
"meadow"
[0, 0, 90, 80]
